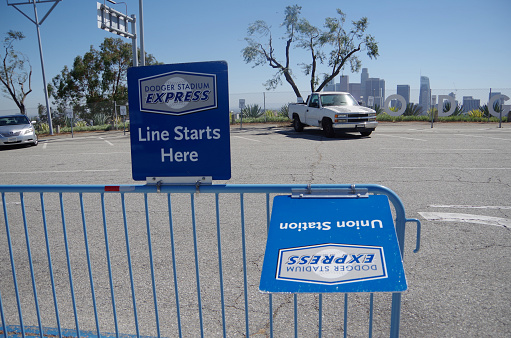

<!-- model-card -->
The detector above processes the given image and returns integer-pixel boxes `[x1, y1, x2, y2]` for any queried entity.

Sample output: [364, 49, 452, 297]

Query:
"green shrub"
[468, 109, 483, 118]
[235, 116, 290, 123]
[278, 104, 289, 117]
[37, 123, 50, 134]
[375, 113, 506, 123]
[376, 113, 429, 122]
[242, 104, 263, 118]
[92, 113, 109, 125]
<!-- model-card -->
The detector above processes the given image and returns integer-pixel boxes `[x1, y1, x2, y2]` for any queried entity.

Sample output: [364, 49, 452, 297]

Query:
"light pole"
[7, 0, 62, 135]
[138, 0, 145, 65]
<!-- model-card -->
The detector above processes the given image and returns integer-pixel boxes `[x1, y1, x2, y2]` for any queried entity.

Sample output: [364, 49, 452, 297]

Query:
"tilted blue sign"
[260, 195, 407, 293]
[127, 61, 230, 180]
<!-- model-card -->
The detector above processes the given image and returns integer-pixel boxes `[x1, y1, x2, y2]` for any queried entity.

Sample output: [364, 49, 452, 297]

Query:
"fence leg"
[389, 292, 402, 338]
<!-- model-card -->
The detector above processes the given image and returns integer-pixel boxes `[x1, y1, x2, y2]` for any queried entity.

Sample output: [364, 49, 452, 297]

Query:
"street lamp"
[106, 0, 127, 16]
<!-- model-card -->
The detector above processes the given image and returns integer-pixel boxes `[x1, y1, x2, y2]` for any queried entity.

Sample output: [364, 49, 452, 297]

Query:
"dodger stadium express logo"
[143, 76, 211, 109]
[276, 244, 387, 284]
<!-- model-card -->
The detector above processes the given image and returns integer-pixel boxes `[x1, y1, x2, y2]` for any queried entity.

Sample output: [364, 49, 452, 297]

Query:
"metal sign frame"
[96, 2, 135, 39]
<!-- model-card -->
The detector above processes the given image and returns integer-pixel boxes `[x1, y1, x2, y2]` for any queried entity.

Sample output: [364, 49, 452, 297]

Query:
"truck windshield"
[320, 94, 358, 107]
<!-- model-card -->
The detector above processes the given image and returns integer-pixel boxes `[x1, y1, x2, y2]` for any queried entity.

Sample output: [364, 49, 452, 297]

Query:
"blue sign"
[128, 61, 230, 181]
[259, 195, 407, 293]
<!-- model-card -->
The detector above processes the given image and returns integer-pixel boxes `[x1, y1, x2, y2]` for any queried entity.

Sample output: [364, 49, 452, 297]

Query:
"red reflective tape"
[105, 186, 120, 192]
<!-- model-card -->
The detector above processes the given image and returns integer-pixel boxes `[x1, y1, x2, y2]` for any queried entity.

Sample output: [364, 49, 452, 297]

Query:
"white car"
[0, 114, 38, 147]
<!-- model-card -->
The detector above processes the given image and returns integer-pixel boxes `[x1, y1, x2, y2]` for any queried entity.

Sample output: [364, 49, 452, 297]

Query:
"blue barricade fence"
[0, 184, 420, 337]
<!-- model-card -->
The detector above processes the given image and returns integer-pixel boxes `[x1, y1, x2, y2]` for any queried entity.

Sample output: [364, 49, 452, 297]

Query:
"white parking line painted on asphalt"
[419, 212, 510, 228]
[31, 151, 129, 157]
[0, 169, 120, 175]
[232, 135, 262, 142]
[99, 137, 114, 146]
[379, 134, 428, 141]
[392, 166, 511, 170]
[407, 128, 435, 131]
[380, 148, 495, 152]
[429, 205, 511, 210]
[456, 134, 511, 142]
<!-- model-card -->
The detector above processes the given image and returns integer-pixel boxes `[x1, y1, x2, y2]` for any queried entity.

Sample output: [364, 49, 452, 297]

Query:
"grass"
[36, 123, 129, 136]
[232, 114, 508, 124]
[375, 113, 507, 123]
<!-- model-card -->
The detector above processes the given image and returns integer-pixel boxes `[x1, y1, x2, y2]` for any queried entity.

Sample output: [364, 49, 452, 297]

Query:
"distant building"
[321, 68, 387, 106]
[325, 79, 336, 92]
[349, 83, 361, 101]
[339, 75, 349, 92]
[419, 76, 431, 111]
[397, 85, 410, 105]
[365, 78, 385, 107]
[448, 92, 459, 108]
[463, 96, 480, 112]
[361, 68, 369, 102]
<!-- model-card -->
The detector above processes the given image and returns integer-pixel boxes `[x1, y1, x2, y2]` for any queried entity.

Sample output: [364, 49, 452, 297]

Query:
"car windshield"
[0, 116, 30, 126]
[320, 94, 358, 107]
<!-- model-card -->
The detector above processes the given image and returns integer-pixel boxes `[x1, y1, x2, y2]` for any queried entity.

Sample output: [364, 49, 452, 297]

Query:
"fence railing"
[1, 183, 420, 337]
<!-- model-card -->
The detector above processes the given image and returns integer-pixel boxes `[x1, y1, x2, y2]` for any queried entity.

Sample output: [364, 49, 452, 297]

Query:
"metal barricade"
[0, 184, 420, 337]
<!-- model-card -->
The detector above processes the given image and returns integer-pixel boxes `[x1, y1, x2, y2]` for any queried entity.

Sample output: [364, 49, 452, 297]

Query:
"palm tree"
[443, 101, 464, 116]
[372, 104, 384, 115]
[403, 103, 423, 116]
[479, 104, 490, 118]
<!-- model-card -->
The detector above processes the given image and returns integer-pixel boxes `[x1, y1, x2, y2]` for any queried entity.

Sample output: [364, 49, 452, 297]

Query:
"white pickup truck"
[288, 92, 377, 137]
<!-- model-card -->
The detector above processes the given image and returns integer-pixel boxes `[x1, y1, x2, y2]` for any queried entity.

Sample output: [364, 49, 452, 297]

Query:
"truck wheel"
[322, 118, 335, 138]
[360, 130, 373, 137]
[293, 115, 304, 132]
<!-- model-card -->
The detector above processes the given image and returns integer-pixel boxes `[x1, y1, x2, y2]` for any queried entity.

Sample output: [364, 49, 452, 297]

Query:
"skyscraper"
[397, 85, 410, 105]
[325, 79, 336, 91]
[365, 78, 385, 107]
[419, 76, 431, 111]
[380, 79, 385, 100]
[361, 68, 369, 102]
[339, 75, 349, 92]
[349, 83, 361, 101]
[463, 96, 480, 112]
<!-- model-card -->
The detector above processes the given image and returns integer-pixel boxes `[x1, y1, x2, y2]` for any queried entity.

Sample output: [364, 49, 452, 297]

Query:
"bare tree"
[0, 30, 32, 115]
[242, 5, 379, 100]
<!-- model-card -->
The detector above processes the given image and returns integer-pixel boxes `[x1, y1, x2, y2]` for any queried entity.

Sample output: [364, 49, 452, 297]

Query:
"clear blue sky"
[1, 0, 510, 115]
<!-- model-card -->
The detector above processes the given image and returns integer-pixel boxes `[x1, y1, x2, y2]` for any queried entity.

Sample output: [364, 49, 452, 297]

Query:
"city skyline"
[326, 69, 508, 113]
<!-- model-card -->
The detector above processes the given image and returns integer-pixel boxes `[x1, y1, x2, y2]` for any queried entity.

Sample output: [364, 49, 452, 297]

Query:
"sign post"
[120, 105, 127, 135]
[128, 61, 231, 183]
[65, 108, 73, 138]
[239, 99, 245, 129]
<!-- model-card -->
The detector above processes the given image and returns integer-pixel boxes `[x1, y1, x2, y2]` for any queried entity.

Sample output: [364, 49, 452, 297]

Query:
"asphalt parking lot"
[1, 121, 510, 337]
